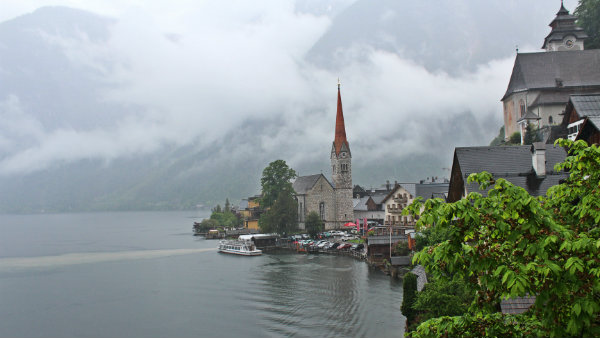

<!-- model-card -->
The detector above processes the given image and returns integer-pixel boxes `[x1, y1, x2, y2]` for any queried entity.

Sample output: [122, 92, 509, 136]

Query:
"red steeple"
[334, 80, 349, 155]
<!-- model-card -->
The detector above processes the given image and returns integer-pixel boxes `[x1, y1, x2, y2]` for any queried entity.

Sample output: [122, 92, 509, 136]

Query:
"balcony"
[386, 205, 403, 214]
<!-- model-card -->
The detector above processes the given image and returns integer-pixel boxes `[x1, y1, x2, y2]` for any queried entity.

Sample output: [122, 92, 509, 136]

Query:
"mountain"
[0, 3, 560, 212]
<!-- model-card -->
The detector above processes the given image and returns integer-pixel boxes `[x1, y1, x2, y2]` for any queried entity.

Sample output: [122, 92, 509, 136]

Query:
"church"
[502, 3, 600, 142]
[293, 82, 354, 230]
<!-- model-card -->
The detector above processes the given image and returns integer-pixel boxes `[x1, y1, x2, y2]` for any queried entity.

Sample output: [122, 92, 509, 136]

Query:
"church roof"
[333, 85, 350, 155]
[292, 174, 331, 194]
[502, 50, 600, 100]
[517, 110, 541, 123]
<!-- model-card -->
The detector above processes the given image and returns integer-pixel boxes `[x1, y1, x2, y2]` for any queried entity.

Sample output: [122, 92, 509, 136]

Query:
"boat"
[218, 240, 262, 256]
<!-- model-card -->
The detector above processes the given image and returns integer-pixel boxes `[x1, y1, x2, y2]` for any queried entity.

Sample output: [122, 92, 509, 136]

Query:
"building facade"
[502, 4, 600, 141]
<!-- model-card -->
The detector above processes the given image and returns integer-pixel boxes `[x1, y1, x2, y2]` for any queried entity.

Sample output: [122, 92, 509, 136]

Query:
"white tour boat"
[218, 240, 262, 256]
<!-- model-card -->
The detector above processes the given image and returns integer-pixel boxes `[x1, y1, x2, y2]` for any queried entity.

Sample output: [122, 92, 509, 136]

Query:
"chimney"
[531, 142, 546, 176]
[386, 180, 390, 190]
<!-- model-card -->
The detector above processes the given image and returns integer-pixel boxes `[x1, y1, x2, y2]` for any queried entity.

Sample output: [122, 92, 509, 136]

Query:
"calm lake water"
[0, 211, 405, 338]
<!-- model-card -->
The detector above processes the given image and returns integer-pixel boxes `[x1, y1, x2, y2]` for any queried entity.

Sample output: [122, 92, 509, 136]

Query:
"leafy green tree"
[404, 139, 600, 337]
[412, 277, 474, 323]
[305, 211, 324, 238]
[260, 160, 297, 208]
[575, 0, 600, 49]
[259, 190, 298, 235]
[224, 198, 231, 212]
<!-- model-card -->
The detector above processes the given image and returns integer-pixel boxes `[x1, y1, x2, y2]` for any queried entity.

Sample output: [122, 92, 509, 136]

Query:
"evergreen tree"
[575, 0, 600, 49]
[523, 123, 541, 145]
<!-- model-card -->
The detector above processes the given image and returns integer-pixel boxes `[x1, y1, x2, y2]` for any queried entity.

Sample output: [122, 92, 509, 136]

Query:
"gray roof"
[292, 174, 328, 194]
[517, 110, 541, 123]
[415, 183, 449, 201]
[370, 191, 389, 204]
[529, 91, 573, 107]
[502, 50, 600, 100]
[455, 145, 568, 197]
[353, 196, 371, 211]
[588, 116, 600, 130]
[238, 199, 248, 210]
[501, 296, 536, 314]
[571, 94, 600, 117]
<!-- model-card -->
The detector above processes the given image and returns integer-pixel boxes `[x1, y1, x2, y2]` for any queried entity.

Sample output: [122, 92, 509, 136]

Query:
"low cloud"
[0, 0, 514, 176]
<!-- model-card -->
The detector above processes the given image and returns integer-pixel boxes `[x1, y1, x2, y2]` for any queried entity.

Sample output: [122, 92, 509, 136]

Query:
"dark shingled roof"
[502, 50, 600, 100]
[455, 145, 568, 197]
[293, 174, 331, 194]
[415, 183, 449, 201]
[571, 94, 600, 117]
[501, 296, 536, 314]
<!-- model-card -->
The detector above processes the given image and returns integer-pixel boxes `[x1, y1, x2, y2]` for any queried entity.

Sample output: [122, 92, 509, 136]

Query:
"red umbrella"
[344, 222, 356, 227]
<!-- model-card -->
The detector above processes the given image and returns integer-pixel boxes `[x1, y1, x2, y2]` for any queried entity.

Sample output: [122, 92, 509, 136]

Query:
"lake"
[0, 211, 405, 337]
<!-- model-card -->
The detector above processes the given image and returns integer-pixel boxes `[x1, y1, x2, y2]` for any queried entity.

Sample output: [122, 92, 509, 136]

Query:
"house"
[447, 143, 568, 203]
[380, 182, 449, 226]
[502, 4, 600, 142]
[562, 94, 600, 144]
[239, 195, 262, 230]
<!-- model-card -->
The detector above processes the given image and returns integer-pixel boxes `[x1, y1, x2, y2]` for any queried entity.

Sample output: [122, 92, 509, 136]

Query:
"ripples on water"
[0, 212, 405, 338]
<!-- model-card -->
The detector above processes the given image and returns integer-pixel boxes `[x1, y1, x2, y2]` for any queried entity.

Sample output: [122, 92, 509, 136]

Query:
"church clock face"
[565, 38, 574, 48]
[341, 152, 346, 158]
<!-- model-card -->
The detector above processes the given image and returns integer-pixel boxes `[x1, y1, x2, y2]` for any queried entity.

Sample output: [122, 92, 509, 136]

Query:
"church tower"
[542, 2, 588, 51]
[331, 80, 354, 226]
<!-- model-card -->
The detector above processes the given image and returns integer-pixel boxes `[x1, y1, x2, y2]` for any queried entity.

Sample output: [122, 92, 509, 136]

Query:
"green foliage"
[412, 277, 475, 322]
[575, 0, 600, 49]
[413, 223, 453, 252]
[407, 313, 544, 338]
[193, 218, 218, 232]
[523, 123, 541, 145]
[210, 209, 240, 228]
[394, 240, 411, 256]
[489, 125, 505, 146]
[508, 131, 521, 144]
[404, 139, 600, 337]
[402, 272, 419, 326]
[260, 160, 297, 208]
[305, 211, 324, 238]
[259, 190, 298, 235]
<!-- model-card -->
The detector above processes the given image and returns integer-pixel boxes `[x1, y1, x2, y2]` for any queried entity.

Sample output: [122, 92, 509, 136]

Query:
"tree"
[404, 139, 600, 337]
[259, 190, 298, 235]
[305, 211, 324, 238]
[260, 160, 297, 208]
[508, 131, 521, 145]
[575, 0, 600, 49]
[224, 198, 231, 213]
[523, 123, 541, 145]
[489, 126, 505, 146]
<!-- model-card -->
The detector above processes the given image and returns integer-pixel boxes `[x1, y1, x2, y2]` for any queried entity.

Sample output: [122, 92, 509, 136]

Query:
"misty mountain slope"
[0, 2, 555, 212]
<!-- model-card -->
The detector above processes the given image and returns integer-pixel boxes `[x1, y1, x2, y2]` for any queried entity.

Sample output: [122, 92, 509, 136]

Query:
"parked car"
[338, 243, 352, 250]
[330, 242, 341, 249]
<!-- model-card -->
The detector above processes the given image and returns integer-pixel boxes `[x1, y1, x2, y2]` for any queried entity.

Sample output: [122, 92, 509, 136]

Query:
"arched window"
[549, 115, 553, 124]
[319, 202, 325, 220]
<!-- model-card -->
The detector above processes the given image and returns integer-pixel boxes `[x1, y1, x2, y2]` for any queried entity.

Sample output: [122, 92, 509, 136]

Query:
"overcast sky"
[0, 0, 581, 177]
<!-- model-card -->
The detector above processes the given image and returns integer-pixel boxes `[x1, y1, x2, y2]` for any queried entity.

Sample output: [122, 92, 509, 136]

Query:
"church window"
[319, 202, 325, 220]
[549, 116, 553, 124]
[332, 165, 335, 174]
[341, 163, 348, 172]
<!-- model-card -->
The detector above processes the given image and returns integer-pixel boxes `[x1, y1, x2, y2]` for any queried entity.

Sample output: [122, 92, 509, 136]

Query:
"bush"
[401, 272, 419, 326]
